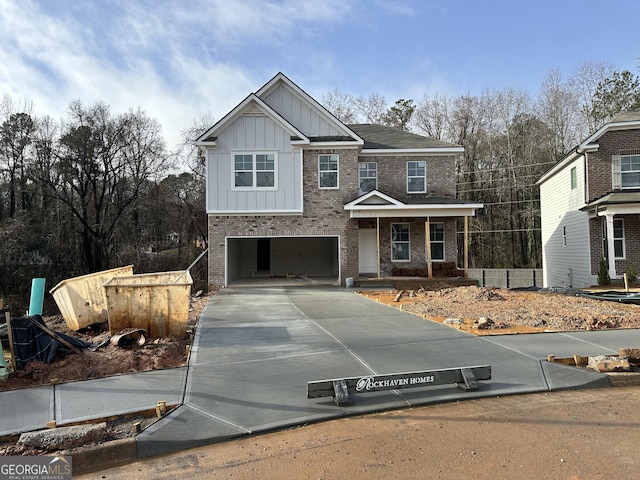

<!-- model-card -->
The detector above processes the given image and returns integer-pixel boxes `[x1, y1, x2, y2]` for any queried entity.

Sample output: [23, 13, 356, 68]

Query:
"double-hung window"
[602, 218, 625, 259]
[407, 161, 426, 193]
[391, 223, 410, 261]
[234, 153, 276, 189]
[319, 154, 339, 188]
[359, 162, 377, 194]
[429, 223, 444, 261]
[613, 154, 640, 189]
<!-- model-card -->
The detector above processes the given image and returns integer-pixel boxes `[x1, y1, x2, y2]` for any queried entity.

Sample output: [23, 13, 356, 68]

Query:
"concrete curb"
[71, 437, 137, 475]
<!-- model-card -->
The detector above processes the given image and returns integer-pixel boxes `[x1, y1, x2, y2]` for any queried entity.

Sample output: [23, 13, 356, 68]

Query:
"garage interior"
[226, 236, 340, 285]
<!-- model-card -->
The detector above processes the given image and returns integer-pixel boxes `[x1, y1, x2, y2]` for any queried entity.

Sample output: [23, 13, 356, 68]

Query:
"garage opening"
[226, 236, 339, 285]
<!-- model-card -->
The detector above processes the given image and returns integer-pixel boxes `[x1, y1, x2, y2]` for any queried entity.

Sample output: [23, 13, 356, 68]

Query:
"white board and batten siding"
[207, 114, 303, 214]
[262, 83, 345, 138]
[539, 156, 593, 288]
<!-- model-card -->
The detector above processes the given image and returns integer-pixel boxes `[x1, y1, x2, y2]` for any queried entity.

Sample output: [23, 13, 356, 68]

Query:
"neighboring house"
[196, 73, 483, 288]
[537, 110, 640, 288]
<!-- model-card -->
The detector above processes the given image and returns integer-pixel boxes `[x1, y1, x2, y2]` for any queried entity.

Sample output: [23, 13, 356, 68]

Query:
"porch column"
[464, 216, 469, 278]
[425, 218, 433, 279]
[605, 214, 617, 279]
[376, 216, 381, 279]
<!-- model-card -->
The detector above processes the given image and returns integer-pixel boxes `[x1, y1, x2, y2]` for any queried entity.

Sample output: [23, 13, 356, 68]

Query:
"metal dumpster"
[103, 270, 193, 338]
[50, 266, 134, 331]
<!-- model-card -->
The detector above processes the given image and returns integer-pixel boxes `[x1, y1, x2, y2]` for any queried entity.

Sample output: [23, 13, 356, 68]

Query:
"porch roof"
[344, 190, 483, 218]
[581, 191, 640, 216]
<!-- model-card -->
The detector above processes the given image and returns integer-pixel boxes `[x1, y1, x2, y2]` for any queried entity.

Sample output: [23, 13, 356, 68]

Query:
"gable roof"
[538, 109, 640, 185]
[195, 93, 310, 146]
[256, 72, 363, 146]
[344, 189, 483, 218]
[349, 124, 463, 154]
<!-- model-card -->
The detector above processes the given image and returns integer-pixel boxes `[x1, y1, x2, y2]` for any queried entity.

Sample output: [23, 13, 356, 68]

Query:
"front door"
[359, 229, 378, 274]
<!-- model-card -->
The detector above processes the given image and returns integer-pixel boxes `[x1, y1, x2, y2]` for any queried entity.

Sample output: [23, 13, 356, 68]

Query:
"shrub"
[598, 258, 611, 286]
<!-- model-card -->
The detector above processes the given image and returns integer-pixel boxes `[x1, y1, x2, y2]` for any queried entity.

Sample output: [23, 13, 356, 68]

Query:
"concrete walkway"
[2, 286, 635, 459]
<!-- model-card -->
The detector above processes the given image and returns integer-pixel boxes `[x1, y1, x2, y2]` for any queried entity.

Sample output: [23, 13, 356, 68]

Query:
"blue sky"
[1, 0, 638, 153]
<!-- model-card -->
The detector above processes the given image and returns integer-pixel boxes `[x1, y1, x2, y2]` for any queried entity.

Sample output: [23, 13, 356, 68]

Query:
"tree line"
[322, 62, 640, 269]
[0, 98, 208, 307]
[2, 62, 639, 306]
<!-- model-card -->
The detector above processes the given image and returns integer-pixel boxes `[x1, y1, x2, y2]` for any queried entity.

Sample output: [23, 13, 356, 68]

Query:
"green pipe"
[0, 343, 7, 381]
[28, 278, 46, 316]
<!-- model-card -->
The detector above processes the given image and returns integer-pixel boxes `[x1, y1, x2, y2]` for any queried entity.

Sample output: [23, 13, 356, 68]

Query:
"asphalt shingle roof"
[347, 124, 461, 150]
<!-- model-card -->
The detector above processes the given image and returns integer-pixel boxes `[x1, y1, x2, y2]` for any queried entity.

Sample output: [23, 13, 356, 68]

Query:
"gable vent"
[242, 104, 266, 117]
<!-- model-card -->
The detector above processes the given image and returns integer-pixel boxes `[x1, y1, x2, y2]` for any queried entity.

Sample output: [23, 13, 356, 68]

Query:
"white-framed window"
[407, 161, 426, 193]
[391, 223, 410, 261]
[233, 152, 276, 189]
[359, 162, 377, 194]
[613, 154, 640, 189]
[614, 218, 625, 258]
[570, 167, 577, 189]
[319, 154, 339, 189]
[602, 218, 625, 259]
[429, 223, 445, 261]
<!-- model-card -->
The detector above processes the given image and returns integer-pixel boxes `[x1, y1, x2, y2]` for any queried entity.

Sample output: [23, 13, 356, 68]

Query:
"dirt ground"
[4, 285, 640, 469]
[360, 286, 640, 333]
[76, 386, 640, 480]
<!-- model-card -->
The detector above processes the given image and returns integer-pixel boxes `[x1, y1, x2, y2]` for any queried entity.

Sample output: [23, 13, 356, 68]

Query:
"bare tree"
[568, 61, 616, 133]
[35, 101, 169, 271]
[414, 92, 454, 141]
[321, 89, 357, 123]
[354, 93, 387, 124]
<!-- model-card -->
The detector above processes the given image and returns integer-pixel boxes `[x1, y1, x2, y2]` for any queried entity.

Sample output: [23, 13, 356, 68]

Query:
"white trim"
[231, 151, 278, 191]
[407, 160, 427, 193]
[428, 222, 445, 261]
[347, 205, 482, 218]
[209, 209, 303, 215]
[318, 153, 339, 189]
[345, 190, 405, 208]
[361, 147, 464, 156]
[391, 222, 410, 262]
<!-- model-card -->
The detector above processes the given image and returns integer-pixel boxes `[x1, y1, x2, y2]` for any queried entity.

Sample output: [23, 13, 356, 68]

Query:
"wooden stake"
[5, 312, 17, 372]
[32, 320, 84, 355]
[393, 290, 404, 302]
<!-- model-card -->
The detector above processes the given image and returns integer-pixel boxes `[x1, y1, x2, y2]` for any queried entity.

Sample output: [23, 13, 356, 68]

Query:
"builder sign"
[0, 456, 72, 480]
[307, 365, 492, 406]
[355, 373, 436, 392]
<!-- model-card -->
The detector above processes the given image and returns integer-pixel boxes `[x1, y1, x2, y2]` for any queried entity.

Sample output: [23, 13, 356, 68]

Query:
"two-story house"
[537, 110, 640, 288]
[197, 73, 483, 289]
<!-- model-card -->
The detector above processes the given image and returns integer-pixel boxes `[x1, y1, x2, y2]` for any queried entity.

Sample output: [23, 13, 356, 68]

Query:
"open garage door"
[226, 236, 339, 285]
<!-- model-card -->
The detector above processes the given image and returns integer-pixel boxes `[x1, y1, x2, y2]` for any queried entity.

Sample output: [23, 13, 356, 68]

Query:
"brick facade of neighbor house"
[587, 130, 640, 202]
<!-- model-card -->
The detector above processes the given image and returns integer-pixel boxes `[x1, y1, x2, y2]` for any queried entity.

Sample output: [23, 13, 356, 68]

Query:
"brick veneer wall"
[363, 155, 456, 198]
[587, 129, 640, 202]
[588, 210, 640, 277]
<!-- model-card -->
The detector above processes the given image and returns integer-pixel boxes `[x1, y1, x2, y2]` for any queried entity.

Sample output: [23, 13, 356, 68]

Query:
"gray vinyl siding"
[206, 114, 303, 213]
[262, 84, 343, 137]
[540, 158, 592, 288]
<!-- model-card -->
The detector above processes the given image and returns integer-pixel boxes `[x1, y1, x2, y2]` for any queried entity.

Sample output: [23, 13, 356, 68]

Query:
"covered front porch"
[344, 190, 484, 280]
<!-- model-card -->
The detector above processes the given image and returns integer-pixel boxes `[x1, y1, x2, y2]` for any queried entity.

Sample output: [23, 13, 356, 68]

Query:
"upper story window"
[359, 162, 377, 194]
[612, 154, 640, 189]
[407, 161, 426, 193]
[233, 152, 276, 189]
[570, 167, 577, 189]
[319, 154, 339, 189]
